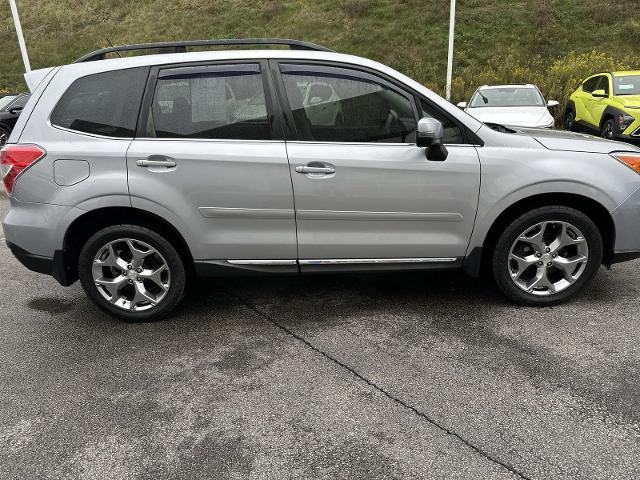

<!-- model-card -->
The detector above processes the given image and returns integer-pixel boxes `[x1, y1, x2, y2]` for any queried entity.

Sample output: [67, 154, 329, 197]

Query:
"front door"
[127, 61, 297, 269]
[273, 62, 480, 271]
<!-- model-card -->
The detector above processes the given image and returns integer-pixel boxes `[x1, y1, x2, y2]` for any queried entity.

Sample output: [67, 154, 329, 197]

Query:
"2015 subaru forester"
[3, 38, 640, 321]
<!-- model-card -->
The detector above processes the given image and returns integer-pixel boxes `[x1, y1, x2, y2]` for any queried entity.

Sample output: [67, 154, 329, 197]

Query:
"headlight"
[611, 152, 640, 174]
[618, 114, 635, 132]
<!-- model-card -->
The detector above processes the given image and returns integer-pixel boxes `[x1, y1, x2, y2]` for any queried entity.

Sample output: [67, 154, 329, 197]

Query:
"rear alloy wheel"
[79, 225, 186, 321]
[601, 118, 615, 140]
[492, 207, 602, 306]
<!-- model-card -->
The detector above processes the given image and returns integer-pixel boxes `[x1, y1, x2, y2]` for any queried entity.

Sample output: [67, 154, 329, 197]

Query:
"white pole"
[445, 0, 456, 101]
[8, 0, 31, 73]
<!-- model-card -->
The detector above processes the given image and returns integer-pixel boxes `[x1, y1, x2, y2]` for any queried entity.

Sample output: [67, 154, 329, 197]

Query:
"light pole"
[445, 0, 456, 101]
[8, 0, 31, 73]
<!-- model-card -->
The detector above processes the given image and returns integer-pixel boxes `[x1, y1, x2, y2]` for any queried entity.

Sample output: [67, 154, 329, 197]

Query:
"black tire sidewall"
[564, 110, 575, 131]
[78, 225, 186, 322]
[0, 126, 10, 146]
[492, 207, 603, 306]
[601, 118, 615, 139]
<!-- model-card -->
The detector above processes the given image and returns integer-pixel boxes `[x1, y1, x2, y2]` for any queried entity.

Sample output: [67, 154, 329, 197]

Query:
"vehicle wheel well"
[63, 207, 194, 283]
[479, 193, 615, 274]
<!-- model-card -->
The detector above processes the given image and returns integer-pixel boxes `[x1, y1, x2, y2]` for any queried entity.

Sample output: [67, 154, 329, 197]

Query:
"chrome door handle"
[295, 165, 335, 174]
[136, 158, 176, 168]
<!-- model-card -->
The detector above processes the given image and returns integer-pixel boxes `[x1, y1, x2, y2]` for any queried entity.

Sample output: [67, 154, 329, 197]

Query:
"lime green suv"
[564, 71, 640, 144]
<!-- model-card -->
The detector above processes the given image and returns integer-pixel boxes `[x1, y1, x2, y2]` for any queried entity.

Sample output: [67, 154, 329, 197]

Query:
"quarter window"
[51, 67, 148, 137]
[280, 64, 417, 143]
[150, 64, 270, 140]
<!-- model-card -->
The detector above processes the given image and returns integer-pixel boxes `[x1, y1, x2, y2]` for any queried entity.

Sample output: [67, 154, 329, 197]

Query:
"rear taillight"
[0, 144, 45, 195]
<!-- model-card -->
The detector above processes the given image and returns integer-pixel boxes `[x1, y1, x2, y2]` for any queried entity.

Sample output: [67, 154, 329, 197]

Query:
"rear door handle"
[136, 156, 176, 168]
[295, 165, 335, 174]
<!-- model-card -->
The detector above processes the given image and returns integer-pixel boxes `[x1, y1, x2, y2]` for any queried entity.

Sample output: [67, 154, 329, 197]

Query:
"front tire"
[600, 118, 615, 140]
[78, 225, 186, 322]
[492, 206, 603, 306]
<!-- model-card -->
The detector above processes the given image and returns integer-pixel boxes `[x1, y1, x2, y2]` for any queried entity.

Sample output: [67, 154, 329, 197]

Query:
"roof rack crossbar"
[75, 38, 334, 63]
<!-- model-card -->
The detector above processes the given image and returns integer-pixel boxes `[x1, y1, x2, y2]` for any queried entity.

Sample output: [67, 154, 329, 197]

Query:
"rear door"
[127, 61, 297, 269]
[272, 61, 480, 270]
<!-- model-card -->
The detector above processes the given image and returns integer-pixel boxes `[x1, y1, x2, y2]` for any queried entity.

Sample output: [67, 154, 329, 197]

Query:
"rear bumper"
[6, 242, 74, 286]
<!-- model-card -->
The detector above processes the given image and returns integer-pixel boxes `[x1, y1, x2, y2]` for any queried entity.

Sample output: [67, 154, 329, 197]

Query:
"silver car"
[3, 39, 640, 321]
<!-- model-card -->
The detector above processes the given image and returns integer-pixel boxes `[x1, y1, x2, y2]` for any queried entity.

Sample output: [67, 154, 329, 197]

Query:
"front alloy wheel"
[492, 206, 602, 306]
[508, 221, 588, 296]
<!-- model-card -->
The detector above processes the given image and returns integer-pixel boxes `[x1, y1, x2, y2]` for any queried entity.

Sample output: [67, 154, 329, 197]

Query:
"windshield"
[469, 87, 544, 108]
[0, 95, 18, 110]
[613, 75, 640, 96]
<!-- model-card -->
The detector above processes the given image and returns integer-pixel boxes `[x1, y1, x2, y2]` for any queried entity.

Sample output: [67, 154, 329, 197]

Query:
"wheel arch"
[465, 192, 615, 277]
[62, 206, 195, 284]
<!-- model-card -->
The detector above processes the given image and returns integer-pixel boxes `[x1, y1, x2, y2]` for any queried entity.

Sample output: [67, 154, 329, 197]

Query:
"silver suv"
[3, 39, 640, 321]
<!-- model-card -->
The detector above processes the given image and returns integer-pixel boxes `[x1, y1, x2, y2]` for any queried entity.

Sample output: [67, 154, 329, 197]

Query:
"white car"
[457, 84, 558, 128]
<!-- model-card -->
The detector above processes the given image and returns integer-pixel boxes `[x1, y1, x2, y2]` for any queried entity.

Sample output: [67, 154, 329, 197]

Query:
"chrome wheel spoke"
[556, 223, 585, 249]
[140, 265, 169, 292]
[131, 282, 157, 309]
[509, 253, 538, 280]
[126, 239, 154, 267]
[553, 255, 587, 280]
[95, 275, 128, 302]
[91, 237, 170, 312]
[518, 221, 548, 252]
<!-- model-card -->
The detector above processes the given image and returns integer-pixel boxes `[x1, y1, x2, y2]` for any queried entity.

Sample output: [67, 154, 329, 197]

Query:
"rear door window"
[51, 67, 148, 137]
[149, 63, 271, 140]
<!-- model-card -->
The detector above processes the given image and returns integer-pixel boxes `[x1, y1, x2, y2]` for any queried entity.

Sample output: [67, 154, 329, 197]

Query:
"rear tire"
[78, 225, 186, 322]
[492, 206, 602, 306]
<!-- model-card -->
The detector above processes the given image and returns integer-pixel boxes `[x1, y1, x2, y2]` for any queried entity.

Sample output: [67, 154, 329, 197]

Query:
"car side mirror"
[416, 117, 448, 161]
[546, 100, 559, 108]
[9, 106, 23, 115]
[456, 101, 467, 109]
[592, 89, 607, 98]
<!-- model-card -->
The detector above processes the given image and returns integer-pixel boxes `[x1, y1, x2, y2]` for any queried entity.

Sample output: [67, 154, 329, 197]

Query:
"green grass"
[1, 0, 639, 112]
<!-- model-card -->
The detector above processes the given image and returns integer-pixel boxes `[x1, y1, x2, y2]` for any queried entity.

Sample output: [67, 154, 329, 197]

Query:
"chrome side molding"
[226, 258, 457, 266]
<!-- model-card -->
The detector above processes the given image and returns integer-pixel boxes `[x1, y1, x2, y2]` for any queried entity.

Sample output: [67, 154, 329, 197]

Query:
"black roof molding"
[75, 38, 334, 63]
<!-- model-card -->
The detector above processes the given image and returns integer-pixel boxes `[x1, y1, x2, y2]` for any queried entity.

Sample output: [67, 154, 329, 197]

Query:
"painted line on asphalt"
[223, 287, 532, 480]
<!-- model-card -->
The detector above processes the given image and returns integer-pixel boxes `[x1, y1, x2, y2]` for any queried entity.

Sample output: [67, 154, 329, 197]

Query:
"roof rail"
[75, 38, 334, 63]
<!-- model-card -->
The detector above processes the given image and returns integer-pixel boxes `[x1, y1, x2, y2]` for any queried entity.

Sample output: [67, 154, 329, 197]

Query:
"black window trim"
[49, 66, 150, 140]
[137, 59, 283, 141]
[269, 58, 480, 146]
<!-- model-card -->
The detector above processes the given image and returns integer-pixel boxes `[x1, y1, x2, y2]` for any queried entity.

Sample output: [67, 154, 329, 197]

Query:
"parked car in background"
[0, 93, 30, 146]
[458, 84, 557, 128]
[3, 39, 640, 321]
[564, 71, 640, 144]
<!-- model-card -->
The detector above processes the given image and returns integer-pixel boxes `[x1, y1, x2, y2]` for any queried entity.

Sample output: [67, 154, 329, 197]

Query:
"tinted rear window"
[51, 67, 148, 137]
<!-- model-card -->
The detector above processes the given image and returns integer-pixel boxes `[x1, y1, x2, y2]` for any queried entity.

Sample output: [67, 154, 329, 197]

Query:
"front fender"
[467, 147, 640, 256]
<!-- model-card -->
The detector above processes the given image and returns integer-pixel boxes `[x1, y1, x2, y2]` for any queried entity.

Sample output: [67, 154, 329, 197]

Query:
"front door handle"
[136, 156, 176, 168]
[295, 165, 335, 174]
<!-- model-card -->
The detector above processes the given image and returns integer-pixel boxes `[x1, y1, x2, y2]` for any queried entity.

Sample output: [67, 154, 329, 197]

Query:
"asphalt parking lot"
[1, 194, 639, 480]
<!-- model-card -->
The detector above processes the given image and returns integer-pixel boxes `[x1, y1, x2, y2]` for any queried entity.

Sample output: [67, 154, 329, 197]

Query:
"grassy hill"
[1, 0, 639, 110]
